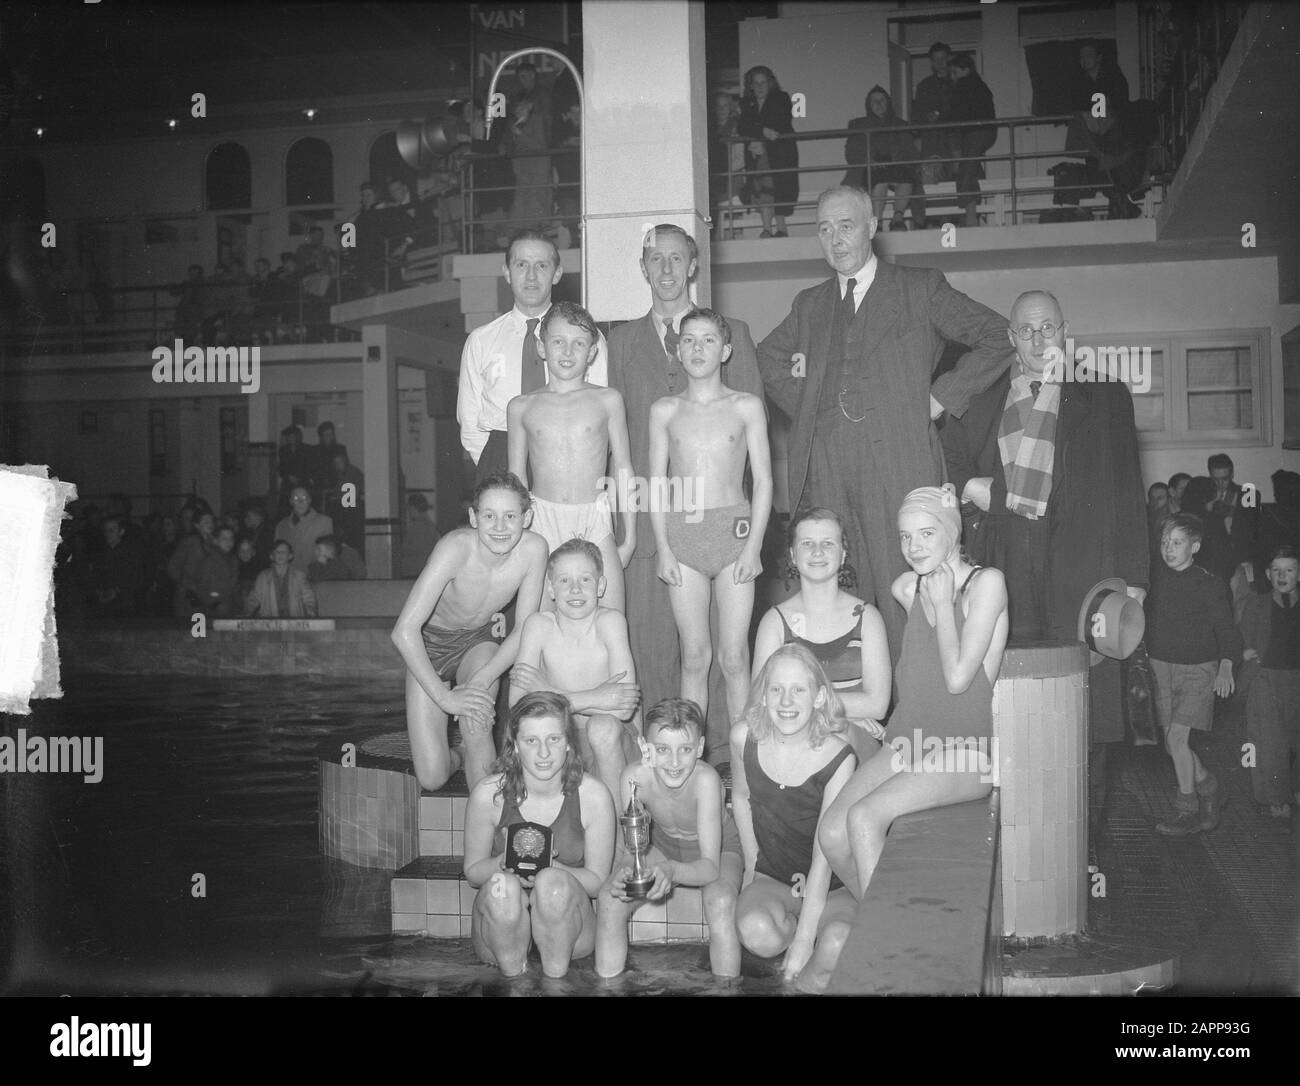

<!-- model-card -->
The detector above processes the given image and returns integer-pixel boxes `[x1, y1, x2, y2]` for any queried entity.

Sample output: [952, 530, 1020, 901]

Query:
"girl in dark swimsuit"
[752, 507, 892, 761]
[820, 486, 1008, 909]
[729, 643, 857, 993]
[463, 691, 616, 978]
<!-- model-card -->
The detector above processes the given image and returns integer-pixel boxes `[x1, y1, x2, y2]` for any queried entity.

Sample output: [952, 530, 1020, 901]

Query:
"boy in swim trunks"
[507, 538, 641, 804]
[390, 472, 548, 792]
[649, 307, 773, 746]
[507, 300, 635, 612]
[594, 697, 745, 978]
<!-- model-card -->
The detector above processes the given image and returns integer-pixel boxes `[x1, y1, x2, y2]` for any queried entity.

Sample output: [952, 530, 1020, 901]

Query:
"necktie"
[1030, 380, 1042, 399]
[520, 317, 543, 393]
[663, 317, 680, 360]
[842, 277, 858, 330]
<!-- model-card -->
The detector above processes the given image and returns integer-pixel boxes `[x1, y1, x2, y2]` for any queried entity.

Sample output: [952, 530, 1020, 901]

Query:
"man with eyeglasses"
[941, 289, 1147, 841]
[274, 486, 335, 575]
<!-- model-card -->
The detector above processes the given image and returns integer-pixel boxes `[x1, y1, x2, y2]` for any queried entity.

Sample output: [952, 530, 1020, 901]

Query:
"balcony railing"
[442, 113, 1162, 254]
[3, 276, 359, 356]
[1140, 0, 1249, 175]
[711, 112, 1164, 236]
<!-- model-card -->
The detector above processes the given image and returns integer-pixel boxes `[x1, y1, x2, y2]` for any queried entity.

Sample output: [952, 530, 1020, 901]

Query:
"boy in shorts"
[648, 307, 772, 742]
[1238, 546, 1300, 822]
[506, 539, 640, 804]
[1144, 513, 1243, 836]
[594, 697, 745, 978]
[391, 472, 548, 791]
[507, 300, 635, 611]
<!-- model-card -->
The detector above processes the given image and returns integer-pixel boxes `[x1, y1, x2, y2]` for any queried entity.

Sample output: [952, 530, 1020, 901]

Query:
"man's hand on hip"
[962, 477, 993, 513]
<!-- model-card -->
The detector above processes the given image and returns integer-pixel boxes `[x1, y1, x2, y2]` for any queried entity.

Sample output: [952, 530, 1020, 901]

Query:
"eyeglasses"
[1012, 322, 1061, 341]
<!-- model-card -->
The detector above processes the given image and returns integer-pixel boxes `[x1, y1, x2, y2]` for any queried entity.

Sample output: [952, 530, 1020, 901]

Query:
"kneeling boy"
[391, 472, 548, 791]
[595, 697, 745, 979]
[505, 538, 641, 803]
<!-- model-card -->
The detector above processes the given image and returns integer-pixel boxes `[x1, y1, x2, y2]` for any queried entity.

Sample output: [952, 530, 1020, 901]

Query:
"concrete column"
[582, 0, 712, 317]
[361, 324, 441, 578]
[980, 0, 1020, 186]
[360, 324, 401, 578]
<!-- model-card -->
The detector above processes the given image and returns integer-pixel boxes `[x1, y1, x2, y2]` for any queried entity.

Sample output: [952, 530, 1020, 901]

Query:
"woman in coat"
[738, 65, 800, 237]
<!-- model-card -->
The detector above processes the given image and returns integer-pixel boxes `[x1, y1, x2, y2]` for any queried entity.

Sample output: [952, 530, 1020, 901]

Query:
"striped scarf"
[998, 374, 1061, 519]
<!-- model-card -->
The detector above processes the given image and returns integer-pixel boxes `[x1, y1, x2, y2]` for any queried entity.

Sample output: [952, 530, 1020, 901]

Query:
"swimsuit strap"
[959, 566, 984, 595]
[775, 606, 797, 639]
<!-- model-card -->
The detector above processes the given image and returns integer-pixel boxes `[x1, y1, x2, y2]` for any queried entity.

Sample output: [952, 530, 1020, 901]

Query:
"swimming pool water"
[0, 676, 789, 996]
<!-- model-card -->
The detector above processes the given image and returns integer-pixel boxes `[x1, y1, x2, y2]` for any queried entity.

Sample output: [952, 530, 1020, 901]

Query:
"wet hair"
[547, 537, 603, 579]
[742, 644, 848, 750]
[928, 41, 951, 58]
[540, 299, 598, 344]
[679, 306, 731, 347]
[1207, 453, 1234, 474]
[642, 697, 705, 741]
[314, 534, 340, 554]
[783, 506, 856, 588]
[494, 691, 585, 805]
[640, 223, 699, 266]
[1161, 513, 1203, 546]
[504, 228, 560, 267]
[470, 471, 531, 513]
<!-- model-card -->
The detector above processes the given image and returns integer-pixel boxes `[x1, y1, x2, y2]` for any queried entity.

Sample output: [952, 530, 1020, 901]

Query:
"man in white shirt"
[456, 229, 608, 481]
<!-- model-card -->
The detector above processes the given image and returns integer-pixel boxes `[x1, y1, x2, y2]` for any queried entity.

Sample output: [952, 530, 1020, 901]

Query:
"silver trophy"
[619, 781, 655, 899]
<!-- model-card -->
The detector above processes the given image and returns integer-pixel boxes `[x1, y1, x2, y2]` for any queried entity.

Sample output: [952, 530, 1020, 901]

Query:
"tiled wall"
[63, 624, 406, 679]
[319, 759, 419, 869]
[391, 862, 711, 944]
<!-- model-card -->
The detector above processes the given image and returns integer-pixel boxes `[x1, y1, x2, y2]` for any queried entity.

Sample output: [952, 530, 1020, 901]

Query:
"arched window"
[286, 137, 334, 205]
[205, 142, 252, 210]
[368, 132, 414, 199]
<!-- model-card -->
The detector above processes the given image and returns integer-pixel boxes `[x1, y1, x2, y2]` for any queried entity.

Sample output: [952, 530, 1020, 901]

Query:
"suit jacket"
[941, 369, 1150, 637]
[609, 310, 764, 560]
[758, 259, 1011, 518]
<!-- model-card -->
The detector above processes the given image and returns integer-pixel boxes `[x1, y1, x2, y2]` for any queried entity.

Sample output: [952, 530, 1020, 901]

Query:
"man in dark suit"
[608, 224, 766, 768]
[941, 288, 1149, 837]
[758, 184, 1011, 660]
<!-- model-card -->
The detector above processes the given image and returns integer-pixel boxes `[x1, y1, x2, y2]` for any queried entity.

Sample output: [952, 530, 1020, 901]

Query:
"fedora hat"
[1077, 577, 1145, 665]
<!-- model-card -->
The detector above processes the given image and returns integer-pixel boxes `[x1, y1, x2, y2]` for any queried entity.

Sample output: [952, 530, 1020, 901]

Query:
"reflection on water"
[0, 676, 790, 996]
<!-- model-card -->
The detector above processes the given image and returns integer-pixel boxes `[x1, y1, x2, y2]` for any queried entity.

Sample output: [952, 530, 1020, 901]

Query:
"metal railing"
[1141, 0, 1248, 175]
[4, 275, 357, 356]
[712, 112, 1164, 234]
[456, 144, 580, 255]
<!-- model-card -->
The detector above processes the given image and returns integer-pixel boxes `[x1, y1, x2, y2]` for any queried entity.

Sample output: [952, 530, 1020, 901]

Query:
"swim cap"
[897, 484, 962, 547]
